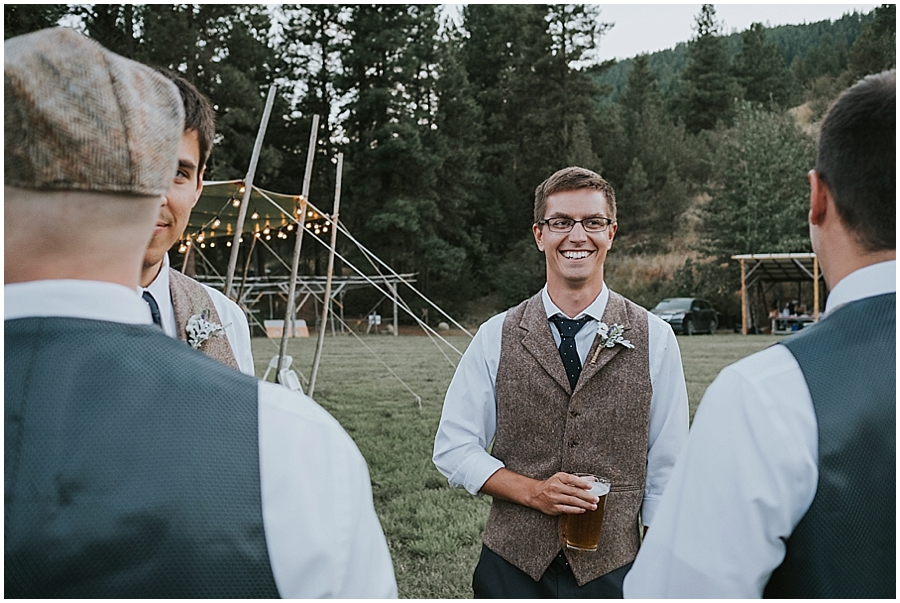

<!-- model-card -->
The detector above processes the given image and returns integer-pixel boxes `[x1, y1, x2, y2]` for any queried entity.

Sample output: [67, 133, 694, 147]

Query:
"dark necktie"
[549, 314, 592, 391]
[142, 291, 163, 328]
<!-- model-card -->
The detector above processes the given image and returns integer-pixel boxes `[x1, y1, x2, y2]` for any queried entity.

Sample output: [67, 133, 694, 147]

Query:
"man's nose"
[568, 222, 589, 240]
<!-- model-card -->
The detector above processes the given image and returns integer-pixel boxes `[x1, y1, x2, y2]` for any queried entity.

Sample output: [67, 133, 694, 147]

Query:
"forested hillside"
[5, 4, 895, 325]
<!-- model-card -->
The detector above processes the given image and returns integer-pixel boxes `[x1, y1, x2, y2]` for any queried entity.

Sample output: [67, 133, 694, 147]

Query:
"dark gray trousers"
[473, 544, 631, 598]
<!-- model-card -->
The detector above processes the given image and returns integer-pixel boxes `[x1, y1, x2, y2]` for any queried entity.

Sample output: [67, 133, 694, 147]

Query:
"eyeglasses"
[536, 217, 614, 233]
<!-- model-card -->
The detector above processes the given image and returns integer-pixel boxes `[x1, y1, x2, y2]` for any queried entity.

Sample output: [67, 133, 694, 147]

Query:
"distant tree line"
[5, 4, 895, 322]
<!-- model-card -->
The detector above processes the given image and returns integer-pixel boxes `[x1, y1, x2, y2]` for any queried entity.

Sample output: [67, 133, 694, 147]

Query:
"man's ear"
[533, 222, 545, 252]
[193, 168, 205, 207]
[808, 170, 830, 227]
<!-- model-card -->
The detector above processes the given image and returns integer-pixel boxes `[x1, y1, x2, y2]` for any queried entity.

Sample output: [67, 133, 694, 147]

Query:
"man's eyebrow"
[178, 159, 198, 170]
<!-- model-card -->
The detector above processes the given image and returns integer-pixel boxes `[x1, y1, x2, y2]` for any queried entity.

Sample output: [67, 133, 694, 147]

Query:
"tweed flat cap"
[4, 27, 184, 196]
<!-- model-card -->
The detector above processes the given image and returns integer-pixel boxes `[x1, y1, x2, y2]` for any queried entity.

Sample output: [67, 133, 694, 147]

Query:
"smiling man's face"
[141, 129, 203, 286]
[532, 188, 617, 292]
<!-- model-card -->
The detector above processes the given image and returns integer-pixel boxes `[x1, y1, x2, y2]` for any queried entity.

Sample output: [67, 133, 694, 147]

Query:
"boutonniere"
[186, 311, 226, 349]
[589, 322, 634, 365]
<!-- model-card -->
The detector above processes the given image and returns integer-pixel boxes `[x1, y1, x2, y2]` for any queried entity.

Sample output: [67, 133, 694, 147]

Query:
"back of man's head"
[155, 68, 215, 174]
[816, 70, 895, 252]
[4, 27, 185, 283]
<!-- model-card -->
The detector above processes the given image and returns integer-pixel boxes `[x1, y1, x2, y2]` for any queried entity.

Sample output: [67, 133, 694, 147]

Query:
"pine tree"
[4, 4, 69, 39]
[847, 4, 896, 79]
[674, 4, 740, 133]
[733, 23, 794, 107]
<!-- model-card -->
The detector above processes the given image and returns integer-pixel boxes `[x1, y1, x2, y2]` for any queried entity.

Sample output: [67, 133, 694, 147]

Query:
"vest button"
[570, 439, 578, 447]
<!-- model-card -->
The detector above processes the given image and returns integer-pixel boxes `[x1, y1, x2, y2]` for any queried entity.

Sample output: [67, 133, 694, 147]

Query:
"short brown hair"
[155, 68, 215, 174]
[816, 70, 895, 252]
[534, 166, 617, 223]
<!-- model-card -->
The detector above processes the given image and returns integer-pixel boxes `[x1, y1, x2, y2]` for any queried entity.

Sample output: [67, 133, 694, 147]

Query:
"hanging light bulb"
[239, 185, 246, 194]
[307, 210, 313, 217]
[263, 227, 270, 235]
[287, 224, 294, 231]
[212, 219, 221, 228]
[226, 241, 232, 247]
[251, 211, 259, 220]
[178, 244, 187, 253]
[265, 234, 271, 241]
[197, 233, 205, 243]
[306, 222, 313, 229]
[200, 243, 206, 249]
[232, 198, 240, 207]
[323, 225, 328, 233]
[209, 241, 216, 248]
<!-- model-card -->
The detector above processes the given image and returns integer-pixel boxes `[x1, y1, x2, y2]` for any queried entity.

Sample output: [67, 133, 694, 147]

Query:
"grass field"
[251, 330, 781, 598]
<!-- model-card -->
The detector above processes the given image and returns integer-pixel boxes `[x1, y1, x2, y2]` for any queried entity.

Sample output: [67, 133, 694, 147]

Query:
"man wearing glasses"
[433, 166, 689, 597]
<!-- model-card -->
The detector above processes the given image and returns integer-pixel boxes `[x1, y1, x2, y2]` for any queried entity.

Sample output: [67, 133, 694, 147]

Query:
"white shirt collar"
[825, 260, 896, 315]
[5, 280, 154, 325]
[541, 283, 610, 321]
[144, 253, 171, 300]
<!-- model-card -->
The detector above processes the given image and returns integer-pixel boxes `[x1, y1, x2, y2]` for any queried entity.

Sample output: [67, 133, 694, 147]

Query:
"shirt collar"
[825, 260, 896, 315]
[144, 253, 171, 300]
[541, 284, 610, 321]
[5, 280, 153, 325]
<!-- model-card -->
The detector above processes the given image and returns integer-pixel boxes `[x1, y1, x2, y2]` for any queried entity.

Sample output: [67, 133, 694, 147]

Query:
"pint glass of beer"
[565, 474, 611, 552]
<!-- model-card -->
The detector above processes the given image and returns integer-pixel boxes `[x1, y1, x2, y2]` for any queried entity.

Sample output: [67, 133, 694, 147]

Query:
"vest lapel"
[518, 294, 572, 394]
[575, 291, 632, 395]
[169, 269, 240, 371]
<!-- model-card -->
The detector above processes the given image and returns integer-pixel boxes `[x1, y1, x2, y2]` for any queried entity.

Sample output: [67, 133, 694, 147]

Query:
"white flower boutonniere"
[589, 322, 634, 365]
[186, 311, 226, 350]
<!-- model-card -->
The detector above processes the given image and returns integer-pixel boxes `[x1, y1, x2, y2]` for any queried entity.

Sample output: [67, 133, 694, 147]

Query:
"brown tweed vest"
[483, 290, 652, 586]
[169, 268, 240, 371]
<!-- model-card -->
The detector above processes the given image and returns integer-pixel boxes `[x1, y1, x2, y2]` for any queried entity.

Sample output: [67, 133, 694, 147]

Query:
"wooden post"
[308, 153, 342, 399]
[392, 282, 399, 337]
[740, 258, 748, 335]
[225, 85, 277, 298]
[277, 115, 320, 379]
[813, 254, 820, 321]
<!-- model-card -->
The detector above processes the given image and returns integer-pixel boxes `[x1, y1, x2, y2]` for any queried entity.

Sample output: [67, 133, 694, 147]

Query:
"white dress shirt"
[624, 260, 896, 598]
[5, 280, 398, 599]
[144, 254, 255, 376]
[433, 284, 690, 527]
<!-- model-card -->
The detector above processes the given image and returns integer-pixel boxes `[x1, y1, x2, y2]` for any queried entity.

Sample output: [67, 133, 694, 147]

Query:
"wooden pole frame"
[224, 85, 278, 298]
[308, 152, 343, 399]
[277, 115, 320, 379]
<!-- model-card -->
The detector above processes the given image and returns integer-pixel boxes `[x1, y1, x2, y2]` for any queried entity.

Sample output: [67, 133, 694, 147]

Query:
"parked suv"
[650, 297, 718, 335]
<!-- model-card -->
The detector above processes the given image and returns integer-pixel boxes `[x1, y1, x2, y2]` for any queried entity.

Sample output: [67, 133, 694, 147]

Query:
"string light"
[251, 211, 259, 220]
[212, 219, 221, 228]
[287, 224, 294, 231]
[232, 198, 240, 207]
[226, 241, 232, 247]
[209, 241, 215, 248]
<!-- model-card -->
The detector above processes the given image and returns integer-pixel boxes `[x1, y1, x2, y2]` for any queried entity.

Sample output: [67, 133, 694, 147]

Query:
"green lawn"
[251, 330, 781, 598]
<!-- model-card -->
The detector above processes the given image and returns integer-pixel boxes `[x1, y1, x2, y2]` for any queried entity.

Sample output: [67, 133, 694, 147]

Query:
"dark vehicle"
[650, 297, 718, 335]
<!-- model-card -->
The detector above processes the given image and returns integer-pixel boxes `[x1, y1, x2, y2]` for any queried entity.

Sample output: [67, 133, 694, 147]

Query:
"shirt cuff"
[458, 455, 505, 496]
[641, 496, 661, 527]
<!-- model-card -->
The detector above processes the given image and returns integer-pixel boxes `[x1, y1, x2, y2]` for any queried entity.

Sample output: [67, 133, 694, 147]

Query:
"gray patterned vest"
[169, 268, 240, 371]
[764, 292, 895, 598]
[4, 317, 279, 597]
[484, 290, 652, 586]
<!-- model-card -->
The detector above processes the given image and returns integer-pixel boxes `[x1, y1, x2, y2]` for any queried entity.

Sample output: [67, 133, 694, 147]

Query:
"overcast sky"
[593, 4, 877, 61]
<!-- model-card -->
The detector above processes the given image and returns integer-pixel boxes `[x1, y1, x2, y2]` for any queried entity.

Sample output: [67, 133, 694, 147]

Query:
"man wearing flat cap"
[4, 28, 397, 598]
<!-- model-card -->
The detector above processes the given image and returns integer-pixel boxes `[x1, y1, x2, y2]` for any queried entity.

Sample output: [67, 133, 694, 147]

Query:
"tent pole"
[308, 152, 342, 398]
[740, 258, 747, 335]
[225, 85, 277, 298]
[277, 115, 320, 379]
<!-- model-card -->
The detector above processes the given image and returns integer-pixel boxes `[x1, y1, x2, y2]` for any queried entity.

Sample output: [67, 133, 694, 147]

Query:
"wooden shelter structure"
[732, 253, 822, 335]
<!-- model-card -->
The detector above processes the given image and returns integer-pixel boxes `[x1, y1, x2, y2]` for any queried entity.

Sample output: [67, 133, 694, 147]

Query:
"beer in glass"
[565, 474, 610, 552]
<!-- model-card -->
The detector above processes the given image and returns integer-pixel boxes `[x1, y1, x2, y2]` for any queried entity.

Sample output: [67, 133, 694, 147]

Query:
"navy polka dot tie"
[549, 314, 592, 391]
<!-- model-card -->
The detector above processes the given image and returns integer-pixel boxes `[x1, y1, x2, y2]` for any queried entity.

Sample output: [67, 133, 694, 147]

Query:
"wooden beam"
[741, 258, 747, 335]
